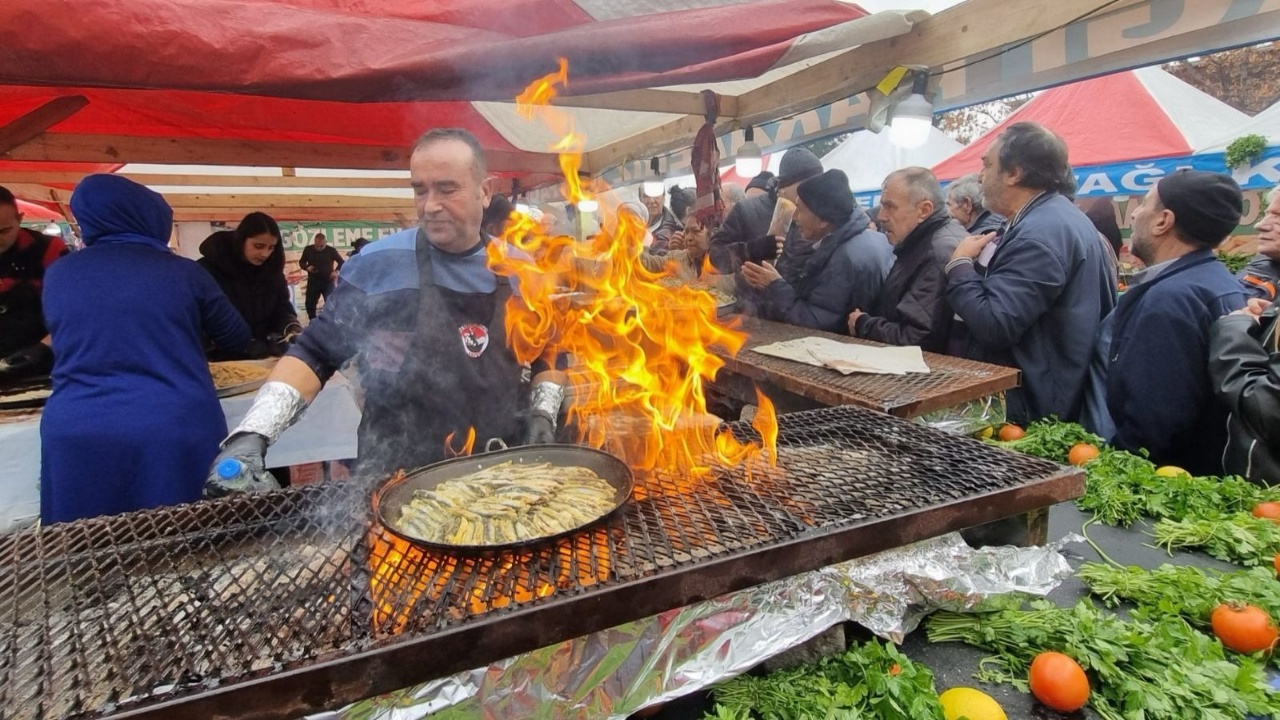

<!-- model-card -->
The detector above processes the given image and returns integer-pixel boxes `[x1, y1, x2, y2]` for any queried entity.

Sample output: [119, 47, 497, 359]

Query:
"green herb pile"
[1218, 250, 1255, 275]
[1076, 449, 1280, 527]
[1079, 561, 1280, 662]
[987, 418, 1103, 461]
[926, 600, 1280, 720]
[701, 638, 945, 720]
[1152, 513, 1280, 566]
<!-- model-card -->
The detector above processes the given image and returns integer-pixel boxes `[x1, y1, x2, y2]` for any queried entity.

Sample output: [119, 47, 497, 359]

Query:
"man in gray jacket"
[1211, 298, 1279, 484]
[1239, 185, 1280, 302]
[945, 122, 1116, 424]
[945, 173, 1005, 235]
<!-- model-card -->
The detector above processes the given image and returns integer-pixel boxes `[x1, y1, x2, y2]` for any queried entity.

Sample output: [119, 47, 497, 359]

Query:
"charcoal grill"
[0, 405, 1081, 720]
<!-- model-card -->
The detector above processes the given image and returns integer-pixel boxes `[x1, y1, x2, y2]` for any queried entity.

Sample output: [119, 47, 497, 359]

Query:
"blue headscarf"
[71, 174, 173, 250]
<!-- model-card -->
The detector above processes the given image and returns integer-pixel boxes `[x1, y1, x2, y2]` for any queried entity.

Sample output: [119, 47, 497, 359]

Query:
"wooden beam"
[734, 0, 1142, 125]
[585, 0, 1138, 174]
[172, 209, 410, 223]
[555, 88, 735, 116]
[3, 133, 563, 174]
[162, 194, 413, 210]
[0, 170, 412, 188]
[0, 95, 88, 155]
[582, 114, 713, 177]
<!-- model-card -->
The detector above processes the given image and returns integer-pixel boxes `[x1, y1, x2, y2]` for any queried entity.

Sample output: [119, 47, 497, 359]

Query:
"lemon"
[939, 687, 1007, 720]
[976, 426, 994, 440]
[1155, 465, 1190, 478]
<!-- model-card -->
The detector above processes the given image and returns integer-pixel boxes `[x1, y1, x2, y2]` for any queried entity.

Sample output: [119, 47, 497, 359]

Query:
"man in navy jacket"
[1102, 170, 1246, 475]
[945, 122, 1115, 424]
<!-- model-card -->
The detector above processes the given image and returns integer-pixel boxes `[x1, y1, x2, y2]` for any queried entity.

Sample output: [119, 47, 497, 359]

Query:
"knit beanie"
[746, 171, 776, 193]
[1155, 169, 1243, 248]
[776, 148, 824, 188]
[796, 169, 854, 225]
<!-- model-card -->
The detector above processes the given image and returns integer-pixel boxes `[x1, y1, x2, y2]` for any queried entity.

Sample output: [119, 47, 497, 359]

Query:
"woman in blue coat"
[40, 174, 250, 524]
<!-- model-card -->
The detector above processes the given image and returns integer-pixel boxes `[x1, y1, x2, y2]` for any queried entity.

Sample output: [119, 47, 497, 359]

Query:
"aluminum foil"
[309, 532, 1074, 720]
[231, 380, 308, 445]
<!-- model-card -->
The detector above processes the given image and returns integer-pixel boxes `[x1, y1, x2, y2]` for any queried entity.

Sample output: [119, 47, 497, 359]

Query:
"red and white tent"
[931, 66, 1248, 181]
[0, 1, 922, 183]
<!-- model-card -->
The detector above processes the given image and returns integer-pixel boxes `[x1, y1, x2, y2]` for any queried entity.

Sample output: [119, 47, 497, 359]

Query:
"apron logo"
[459, 323, 490, 358]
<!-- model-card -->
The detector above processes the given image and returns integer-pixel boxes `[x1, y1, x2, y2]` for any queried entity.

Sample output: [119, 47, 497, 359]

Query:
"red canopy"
[1, 1, 864, 102]
[16, 199, 63, 221]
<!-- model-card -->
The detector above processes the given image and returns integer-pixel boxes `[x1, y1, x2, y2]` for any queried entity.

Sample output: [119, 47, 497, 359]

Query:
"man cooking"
[206, 128, 566, 491]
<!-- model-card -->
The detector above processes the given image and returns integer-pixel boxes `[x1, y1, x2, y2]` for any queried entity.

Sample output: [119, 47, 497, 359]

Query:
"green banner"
[280, 221, 404, 252]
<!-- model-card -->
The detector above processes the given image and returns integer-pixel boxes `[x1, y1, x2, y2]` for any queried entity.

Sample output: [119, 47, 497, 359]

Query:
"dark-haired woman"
[198, 212, 301, 359]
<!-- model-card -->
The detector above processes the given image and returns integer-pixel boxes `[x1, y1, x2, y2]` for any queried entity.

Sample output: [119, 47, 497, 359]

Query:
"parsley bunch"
[1080, 561, 1280, 665]
[988, 418, 1103, 462]
[703, 638, 945, 720]
[1076, 449, 1280, 527]
[1152, 513, 1280, 566]
[926, 600, 1280, 720]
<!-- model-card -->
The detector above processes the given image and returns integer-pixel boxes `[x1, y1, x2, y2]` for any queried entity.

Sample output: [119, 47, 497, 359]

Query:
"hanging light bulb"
[641, 157, 664, 198]
[576, 198, 599, 213]
[889, 71, 934, 149]
[42, 223, 62, 236]
[735, 126, 763, 178]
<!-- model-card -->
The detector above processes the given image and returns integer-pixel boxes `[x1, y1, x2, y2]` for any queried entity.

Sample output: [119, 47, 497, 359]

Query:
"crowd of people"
[1, 120, 1277, 525]
[693, 121, 1278, 484]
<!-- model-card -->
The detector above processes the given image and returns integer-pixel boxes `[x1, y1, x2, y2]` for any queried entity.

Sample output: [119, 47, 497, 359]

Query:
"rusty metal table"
[712, 316, 1020, 418]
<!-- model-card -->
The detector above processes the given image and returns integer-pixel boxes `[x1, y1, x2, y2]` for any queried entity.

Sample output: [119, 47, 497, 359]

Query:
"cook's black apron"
[354, 232, 526, 477]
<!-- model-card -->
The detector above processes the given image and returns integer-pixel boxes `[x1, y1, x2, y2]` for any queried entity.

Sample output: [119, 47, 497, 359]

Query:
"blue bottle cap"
[216, 458, 244, 480]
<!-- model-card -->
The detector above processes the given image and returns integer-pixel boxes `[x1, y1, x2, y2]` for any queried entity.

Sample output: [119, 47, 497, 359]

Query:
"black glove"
[0, 342, 53, 379]
[745, 234, 780, 262]
[523, 414, 557, 445]
[204, 432, 279, 497]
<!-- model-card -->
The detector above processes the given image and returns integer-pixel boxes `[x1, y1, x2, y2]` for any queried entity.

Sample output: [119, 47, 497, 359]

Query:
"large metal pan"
[0, 377, 52, 410]
[373, 444, 634, 553]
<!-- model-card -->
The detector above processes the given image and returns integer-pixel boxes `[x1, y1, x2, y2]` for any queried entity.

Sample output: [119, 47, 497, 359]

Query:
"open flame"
[367, 60, 781, 635]
[444, 427, 477, 457]
[488, 58, 777, 476]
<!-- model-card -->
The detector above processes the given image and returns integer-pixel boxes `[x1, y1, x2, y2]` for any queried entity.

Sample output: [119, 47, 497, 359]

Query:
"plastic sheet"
[312, 532, 1073, 720]
[915, 393, 1007, 437]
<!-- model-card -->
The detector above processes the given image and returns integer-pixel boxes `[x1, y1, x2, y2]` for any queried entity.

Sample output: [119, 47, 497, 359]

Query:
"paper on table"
[751, 337, 930, 375]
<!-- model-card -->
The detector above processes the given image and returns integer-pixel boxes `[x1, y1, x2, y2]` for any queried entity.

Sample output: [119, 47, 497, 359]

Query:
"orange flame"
[487, 60, 778, 476]
[444, 427, 478, 457]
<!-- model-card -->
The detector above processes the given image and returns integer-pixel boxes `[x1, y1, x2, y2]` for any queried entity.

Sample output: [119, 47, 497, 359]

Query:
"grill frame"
[1, 406, 1080, 720]
[714, 316, 1021, 417]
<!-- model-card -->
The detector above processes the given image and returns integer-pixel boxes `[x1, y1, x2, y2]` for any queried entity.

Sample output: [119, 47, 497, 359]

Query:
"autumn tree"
[935, 95, 1031, 144]
[1163, 42, 1280, 114]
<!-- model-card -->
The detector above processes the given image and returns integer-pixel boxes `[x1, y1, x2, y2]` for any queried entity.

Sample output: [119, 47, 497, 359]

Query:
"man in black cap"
[745, 171, 774, 199]
[1098, 169, 1246, 475]
[740, 169, 892, 332]
[708, 147, 824, 277]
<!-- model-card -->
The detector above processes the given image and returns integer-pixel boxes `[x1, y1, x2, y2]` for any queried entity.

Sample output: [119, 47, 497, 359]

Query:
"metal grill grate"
[0, 405, 1079, 720]
[715, 317, 1021, 416]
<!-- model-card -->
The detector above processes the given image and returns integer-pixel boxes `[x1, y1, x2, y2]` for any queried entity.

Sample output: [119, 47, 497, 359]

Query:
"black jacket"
[0, 228, 68, 356]
[966, 209, 1005, 236]
[854, 211, 964, 353]
[1210, 307, 1280, 485]
[708, 192, 775, 272]
[197, 231, 297, 359]
[761, 209, 894, 333]
[1239, 254, 1280, 301]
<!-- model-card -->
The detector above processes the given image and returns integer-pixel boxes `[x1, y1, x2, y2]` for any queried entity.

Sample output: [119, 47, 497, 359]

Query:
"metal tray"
[211, 361, 274, 398]
[0, 377, 51, 410]
[373, 444, 634, 553]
